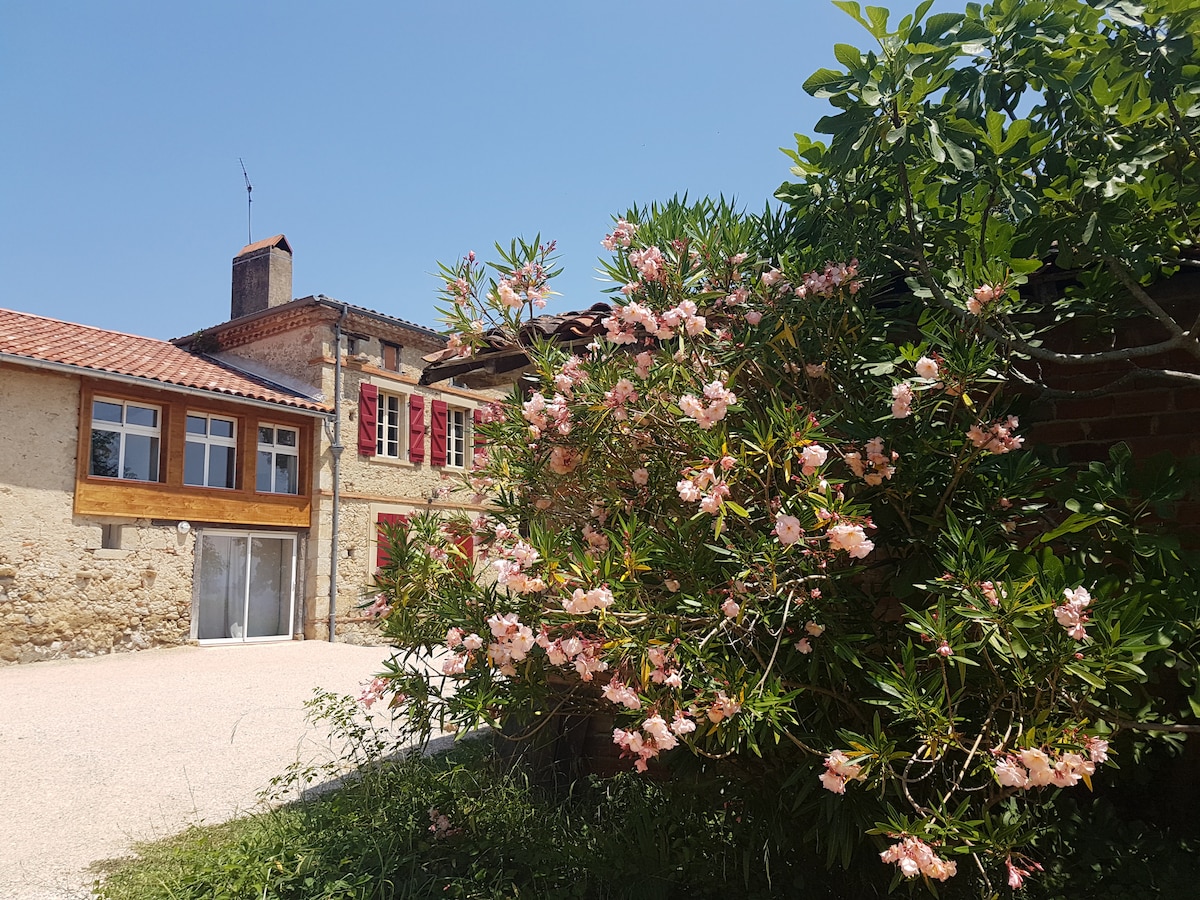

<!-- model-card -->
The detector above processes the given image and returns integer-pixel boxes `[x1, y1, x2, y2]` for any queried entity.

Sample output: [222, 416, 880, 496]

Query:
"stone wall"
[0, 368, 196, 664]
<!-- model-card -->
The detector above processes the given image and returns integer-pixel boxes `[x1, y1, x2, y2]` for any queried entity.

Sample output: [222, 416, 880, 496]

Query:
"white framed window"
[185, 413, 237, 489]
[256, 424, 299, 494]
[376, 391, 405, 459]
[447, 407, 467, 468]
[89, 398, 161, 482]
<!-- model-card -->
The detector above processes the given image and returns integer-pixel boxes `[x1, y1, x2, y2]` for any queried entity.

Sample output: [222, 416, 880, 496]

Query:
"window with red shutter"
[376, 512, 410, 568]
[408, 395, 425, 462]
[358, 384, 378, 456]
[430, 400, 448, 466]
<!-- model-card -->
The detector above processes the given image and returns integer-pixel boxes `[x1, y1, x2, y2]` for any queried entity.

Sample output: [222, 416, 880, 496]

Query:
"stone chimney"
[231, 234, 293, 319]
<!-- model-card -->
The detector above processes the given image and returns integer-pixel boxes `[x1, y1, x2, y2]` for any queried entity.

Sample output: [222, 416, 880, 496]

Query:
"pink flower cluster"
[827, 522, 875, 559]
[993, 738, 1107, 790]
[891, 381, 914, 418]
[794, 260, 861, 299]
[629, 246, 666, 283]
[492, 537, 545, 594]
[548, 446, 581, 475]
[358, 677, 391, 709]
[601, 218, 637, 251]
[486, 612, 536, 676]
[603, 679, 642, 709]
[914, 355, 940, 380]
[522, 392, 571, 438]
[365, 593, 391, 618]
[679, 380, 736, 429]
[537, 629, 609, 681]
[706, 690, 742, 723]
[967, 416, 1024, 454]
[443, 626, 485, 674]
[1054, 586, 1093, 640]
[603, 377, 639, 420]
[1006, 856, 1044, 890]
[602, 298, 705, 344]
[563, 584, 615, 615]
[880, 837, 957, 881]
[676, 461, 732, 514]
[648, 645, 683, 689]
[818, 749, 863, 793]
[844, 437, 897, 485]
[613, 710, 696, 772]
[967, 282, 1005, 315]
[553, 356, 588, 397]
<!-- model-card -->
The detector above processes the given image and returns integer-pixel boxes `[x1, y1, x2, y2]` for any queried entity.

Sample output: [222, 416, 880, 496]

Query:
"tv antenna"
[239, 158, 253, 244]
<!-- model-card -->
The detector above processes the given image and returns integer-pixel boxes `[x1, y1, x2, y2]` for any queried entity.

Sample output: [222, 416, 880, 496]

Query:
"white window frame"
[256, 424, 300, 494]
[184, 413, 238, 489]
[375, 390, 406, 459]
[89, 397, 161, 482]
[446, 406, 468, 469]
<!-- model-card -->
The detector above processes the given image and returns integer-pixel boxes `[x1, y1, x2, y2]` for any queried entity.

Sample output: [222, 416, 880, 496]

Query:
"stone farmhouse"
[0, 235, 495, 664]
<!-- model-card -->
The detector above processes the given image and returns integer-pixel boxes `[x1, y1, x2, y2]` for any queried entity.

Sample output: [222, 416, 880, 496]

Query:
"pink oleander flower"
[775, 514, 803, 546]
[915, 356, 939, 379]
[795, 638, 813, 654]
[800, 443, 828, 475]
[445, 627, 464, 649]
[707, 691, 742, 723]
[969, 282, 1005, 316]
[634, 350, 653, 378]
[670, 710, 696, 736]
[495, 280, 523, 309]
[880, 837, 957, 882]
[745, 309, 763, 325]
[1054, 586, 1093, 640]
[891, 381, 914, 418]
[602, 680, 642, 710]
[664, 579, 681, 592]
[805, 362, 827, 378]
[442, 653, 468, 675]
[462, 633, 483, 651]
[358, 677, 389, 709]
[967, 415, 1024, 454]
[629, 246, 665, 282]
[548, 446, 581, 475]
[805, 620, 825, 637]
[721, 598, 740, 618]
[602, 218, 637, 251]
[827, 523, 874, 559]
[761, 268, 782, 287]
[995, 757, 1030, 788]
[563, 585, 615, 615]
[937, 641, 953, 657]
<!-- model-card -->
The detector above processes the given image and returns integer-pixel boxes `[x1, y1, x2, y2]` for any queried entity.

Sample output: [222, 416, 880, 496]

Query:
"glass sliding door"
[196, 531, 296, 642]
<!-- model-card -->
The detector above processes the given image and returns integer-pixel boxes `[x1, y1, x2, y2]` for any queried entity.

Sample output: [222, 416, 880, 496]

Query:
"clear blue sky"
[1, 1, 941, 340]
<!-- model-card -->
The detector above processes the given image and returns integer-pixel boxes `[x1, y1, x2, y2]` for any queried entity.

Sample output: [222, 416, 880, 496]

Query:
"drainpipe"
[328, 302, 348, 641]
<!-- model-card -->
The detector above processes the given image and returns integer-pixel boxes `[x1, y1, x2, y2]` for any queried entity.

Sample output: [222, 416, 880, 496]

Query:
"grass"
[93, 692, 1200, 900]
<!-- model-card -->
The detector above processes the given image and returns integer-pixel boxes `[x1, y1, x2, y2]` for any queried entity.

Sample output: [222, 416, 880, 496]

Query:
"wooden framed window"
[375, 391, 404, 458]
[184, 413, 237, 488]
[446, 407, 467, 468]
[89, 398, 161, 482]
[256, 425, 299, 494]
[382, 342, 402, 373]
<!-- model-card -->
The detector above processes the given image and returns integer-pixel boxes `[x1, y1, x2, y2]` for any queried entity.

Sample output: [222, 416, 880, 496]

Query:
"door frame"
[191, 528, 298, 644]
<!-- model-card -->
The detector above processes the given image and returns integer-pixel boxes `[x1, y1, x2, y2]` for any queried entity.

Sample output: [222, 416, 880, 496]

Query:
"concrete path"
[0, 641, 402, 900]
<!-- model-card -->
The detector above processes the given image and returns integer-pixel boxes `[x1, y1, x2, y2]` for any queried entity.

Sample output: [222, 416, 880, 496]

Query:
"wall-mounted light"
[177, 521, 191, 535]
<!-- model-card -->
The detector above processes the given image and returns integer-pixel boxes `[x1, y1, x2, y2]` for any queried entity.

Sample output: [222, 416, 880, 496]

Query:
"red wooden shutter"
[472, 408, 485, 469]
[358, 383, 378, 456]
[376, 512, 409, 568]
[408, 395, 425, 462]
[473, 408, 485, 444]
[453, 534, 474, 573]
[430, 400, 448, 466]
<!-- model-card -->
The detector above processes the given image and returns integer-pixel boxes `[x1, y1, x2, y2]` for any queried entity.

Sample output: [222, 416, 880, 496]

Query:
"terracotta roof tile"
[0, 307, 328, 412]
[236, 234, 291, 257]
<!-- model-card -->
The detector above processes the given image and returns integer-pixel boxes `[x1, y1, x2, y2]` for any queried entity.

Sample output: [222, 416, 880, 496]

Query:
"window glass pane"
[275, 454, 298, 494]
[93, 400, 122, 423]
[258, 426, 274, 446]
[186, 415, 208, 435]
[126, 404, 158, 428]
[184, 441, 207, 485]
[124, 434, 159, 481]
[210, 418, 235, 439]
[209, 446, 236, 489]
[257, 451, 273, 492]
[89, 430, 120, 477]
[276, 428, 297, 448]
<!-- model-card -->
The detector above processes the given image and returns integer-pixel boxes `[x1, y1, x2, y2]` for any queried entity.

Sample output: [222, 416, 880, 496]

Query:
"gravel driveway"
[0, 641, 401, 900]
